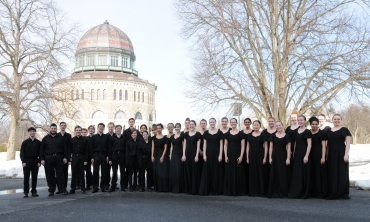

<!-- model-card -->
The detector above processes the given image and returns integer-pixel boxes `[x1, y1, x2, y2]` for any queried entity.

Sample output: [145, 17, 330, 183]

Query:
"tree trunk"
[6, 111, 20, 161]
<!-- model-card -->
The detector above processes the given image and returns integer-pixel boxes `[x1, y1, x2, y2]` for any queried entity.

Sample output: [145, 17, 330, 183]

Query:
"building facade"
[52, 21, 156, 132]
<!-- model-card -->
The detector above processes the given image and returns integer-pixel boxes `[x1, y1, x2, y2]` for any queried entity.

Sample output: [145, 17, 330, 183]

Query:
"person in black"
[69, 126, 89, 194]
[123, 118, 141, 190]
[108, 125, 127, 192]
[20, 127, 41, 198]
[126, 129, 140, 192]
[40, 123, 69, 196]
[317, 114, 331, 135]
[106, 122, 116, 190]
[57, 122, 71, 194]
[138, 130, 153, 192]
[82, 127, 93, 190]
[91, 123, 110, 193]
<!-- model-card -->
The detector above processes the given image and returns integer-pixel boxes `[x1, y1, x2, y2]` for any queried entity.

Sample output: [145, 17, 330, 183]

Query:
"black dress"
[242, 130, 252, 195]
[248, 131, 267, 196]
[268, 133, 291, 198]
[262, 129, 276, 194]
[326, 127, 351, 199]
[199, 130, 224, 195]
[169, 133, 185, 193]
[152, 136, 169, 192]
[223, 131, 246, 196]
[285, 126, 298, 172]
[311, 130, 328, 198]
[165, 134, 172, 180]
[184, 131, 202, 195]
[288, 129, 312, 199]
[198, 132, 205, 179]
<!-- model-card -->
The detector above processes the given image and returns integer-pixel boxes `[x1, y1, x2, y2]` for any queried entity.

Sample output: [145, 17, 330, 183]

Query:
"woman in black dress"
[223, 118, 246, 196]
[198, 119, 207, 175]
[199, 118, 224, 195]
[165, 123, 174, 180]
[268, 121, 291, 198]
[242, 118, 252, 194]
[326, 114, 351, 200]
[182, 120, 201, 194]
[285, 111, 299, 142]
[262, 117, 276, 193]
[138, 131, 153, 192]
[309, 117, 327, 198]
[169, 123, 184, 193]
[318, 114, 331, 135]
[246, 120, 267, 196]
[184, 118, 190, 133]
[288, 115, 312, 199]
[151, 123, 169, 192]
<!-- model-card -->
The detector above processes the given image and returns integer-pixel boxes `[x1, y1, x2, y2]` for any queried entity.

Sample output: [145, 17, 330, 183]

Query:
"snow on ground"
[1, 144, 369, 189]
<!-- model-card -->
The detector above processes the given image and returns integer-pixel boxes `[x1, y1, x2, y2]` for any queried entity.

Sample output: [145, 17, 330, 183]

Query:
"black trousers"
[71, 155, 86, 191]
[107, 163, 112, 187]
[111, 153, 128, 190]
[45, 154, 66, 193]
[23, 161, 39, 194]
[85, 161, 92, 188]
[57, 161, 69, 191]
[93, 153, 108, 190]
[127, 155, 139, 187]
[140, 156, 153, 188]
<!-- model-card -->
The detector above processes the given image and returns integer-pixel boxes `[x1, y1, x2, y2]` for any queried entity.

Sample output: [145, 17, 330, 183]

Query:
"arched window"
[113, 89, 116, 100]
[125, 90, 128, 100]
[134, 91, 136, 101]
[114, 111, 126, 119]
[92, 110, 106, 119]
[138, 92, 140, 102]
[71, 90, 74, 100]
[135, 112, 142, 120]
[103, 89, 106, 100]
[142, 92, 144, 103]
[119, 90, 122, 100]
[97, 89, 100, 100]
[91, 89, 94, 100]
[81, 89, 84, 100]
[76, 90, 79, 99]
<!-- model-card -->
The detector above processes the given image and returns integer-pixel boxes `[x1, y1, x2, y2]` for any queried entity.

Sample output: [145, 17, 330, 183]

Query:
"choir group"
[20, 113, 351, 200]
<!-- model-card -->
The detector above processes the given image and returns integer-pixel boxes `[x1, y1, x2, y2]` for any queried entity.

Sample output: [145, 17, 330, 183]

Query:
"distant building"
[52, 21, 156, 132]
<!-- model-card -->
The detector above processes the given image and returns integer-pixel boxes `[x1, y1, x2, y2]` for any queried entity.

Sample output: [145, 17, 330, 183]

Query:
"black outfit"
[262, 129, 276, 194]
[69, 136, 89, 191]
[184, 132, 201, 195]
[153, 136, 169, 192]
[108, 134, 127, 191]
[126, 138, 140, 188]
[169, 133, 185, 193]
[84, 135, 93, 189]
[247, 131, 268, 197]
[311, 130, 328, 198]
[199, 130, 224, 195]
[20, 138, 41, 194]
[106, 132, 116, 189]
[285, 126, 298, 174]
[268, 133, 291, 198]
[40, 133, 68, 193]
[223, 131, 246, 196]
[165, 134, 172, 184]
[124, 128, 141, 188]
[58, 132, 71, 192]
[326, 127, 351, 200]
[138, 138, 153, 189]
[242, 130, 252, 195]
[320, 126, 331, 135]
[288, 129, 312, 199]
[91, 133, 110, 191]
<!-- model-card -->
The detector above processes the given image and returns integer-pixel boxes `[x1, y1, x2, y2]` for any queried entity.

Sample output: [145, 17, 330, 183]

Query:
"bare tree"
[0, 0, 79, 160]
[175, 0, 370, 123]
[342, 103, 370, 144]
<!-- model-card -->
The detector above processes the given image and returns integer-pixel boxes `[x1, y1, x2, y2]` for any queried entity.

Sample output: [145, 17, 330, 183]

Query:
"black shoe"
[139, 188, 145, 192]
[82, 190, 86, 194]
[76, 186, 81, 190]
[101, 188, 107, 192]
[55, 191, 62, 194]
[63, 191, 69, 195]
[23, 193, 28, 198]
[69, 190, 75, 194]
[31, 193, 39, 197]
[108, 189, 115, 192]
[86, 187, 92, 190]
[92, 189, 98, 193]
[121, 188, 127, 192]
[129, 187, 134, 192]
[48, 192, 54, 196]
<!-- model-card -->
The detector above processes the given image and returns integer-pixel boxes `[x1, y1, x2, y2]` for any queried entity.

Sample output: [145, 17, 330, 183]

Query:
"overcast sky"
[59, 0, 212, 125]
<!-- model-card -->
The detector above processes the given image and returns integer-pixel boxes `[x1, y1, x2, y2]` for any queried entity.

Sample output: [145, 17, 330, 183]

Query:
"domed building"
[52, 21, 156, 132]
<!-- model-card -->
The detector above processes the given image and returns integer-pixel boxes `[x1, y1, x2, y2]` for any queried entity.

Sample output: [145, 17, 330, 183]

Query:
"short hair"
[28, 127, 36, 132]
[74, 125, 82, 131]
[209, 117, 216, 122]
[108, 122, 115, 127]
[175, 123, 181, 128]
[190, 120, 197, 126]
[244, 118, 252, 123]
[129, 118, 135, 122]
[221, 117, 228, 121]
[298, 115, 306, 121]
[318, 114, 326, 118]
[81, 128, 88, 132]
[50, 123, 57, 127]
[157, 123, 164, 129]
[142, 130, 149, 135]
[59, 122, 66, 126]
[230, 118, 238, 123]
[309, 117, 319, 125]
[115, 125, 122, 129]
[253, 120, 261, 126]
[131, 129, 137, 135]
[140, 124, 148, 130]
[200, 119, 207, 124]
[98, 123, 105, 128]
[152, 124, 157, 129]
[185, 117, 190, 122]
[88, 125, 95, 130]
